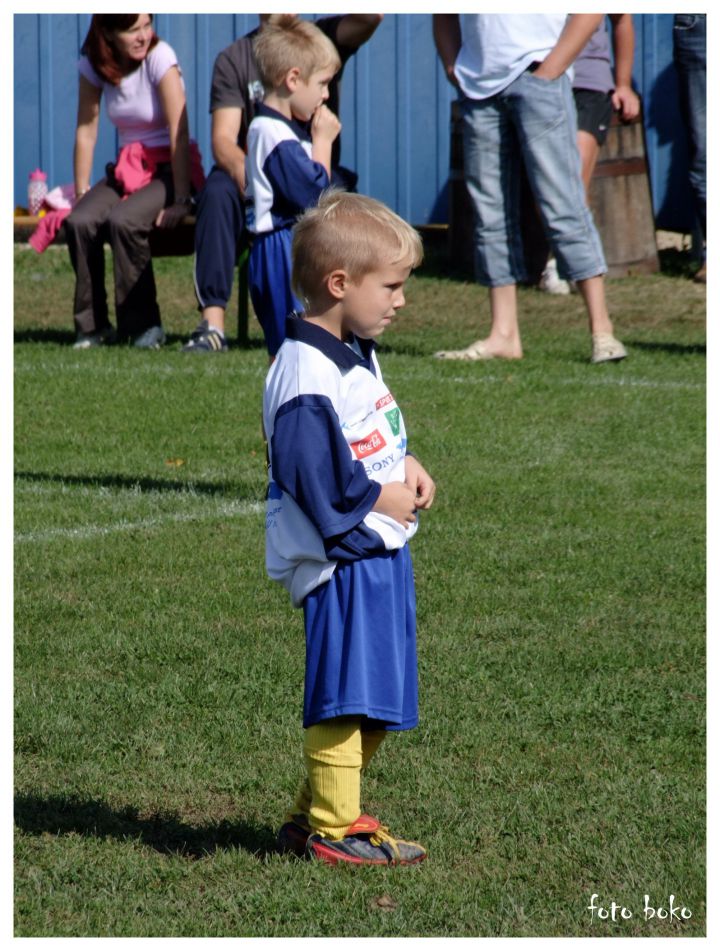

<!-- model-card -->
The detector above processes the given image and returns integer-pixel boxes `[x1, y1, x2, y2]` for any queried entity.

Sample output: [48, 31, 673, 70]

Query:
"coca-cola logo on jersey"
[350, 429, 387, 459]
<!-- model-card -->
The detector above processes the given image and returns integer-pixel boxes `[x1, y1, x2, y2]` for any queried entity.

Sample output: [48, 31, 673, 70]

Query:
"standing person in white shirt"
[433, 14, 627, 365]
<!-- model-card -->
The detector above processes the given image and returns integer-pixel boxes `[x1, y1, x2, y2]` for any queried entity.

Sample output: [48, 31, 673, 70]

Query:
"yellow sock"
[293, 720, 386, 838]
[303, 718, 363, 839]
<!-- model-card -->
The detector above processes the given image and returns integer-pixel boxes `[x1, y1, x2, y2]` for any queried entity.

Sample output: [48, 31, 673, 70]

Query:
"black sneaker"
[181, 320, 228, 353]
[73, 326, 116, 349]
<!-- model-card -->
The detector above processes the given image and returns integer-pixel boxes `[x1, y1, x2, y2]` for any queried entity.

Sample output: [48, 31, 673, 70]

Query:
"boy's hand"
[372, 481, 418, 528]
[311, 105, 341, 144]
[404, 455, 436, 510]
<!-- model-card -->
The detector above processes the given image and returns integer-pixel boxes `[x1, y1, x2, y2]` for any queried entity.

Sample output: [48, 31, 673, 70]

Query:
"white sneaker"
[591, 333, 627, 364]
[539, 259, 570, 295]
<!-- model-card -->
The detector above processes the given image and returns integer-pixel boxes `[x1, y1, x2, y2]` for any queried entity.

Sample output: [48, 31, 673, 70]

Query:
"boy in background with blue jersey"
[264, 190, 436, 865]
[246, 15, 342, 357]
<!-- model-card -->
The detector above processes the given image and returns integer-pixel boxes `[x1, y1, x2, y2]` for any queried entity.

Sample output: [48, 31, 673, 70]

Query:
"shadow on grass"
[14, 328, 77, 346]
[658, 247, 703, 280]
[13, 328, 266, 351]
[14, 469, 262, 500]
[14, 793, 277, 860]
[625, 341, 706, 357]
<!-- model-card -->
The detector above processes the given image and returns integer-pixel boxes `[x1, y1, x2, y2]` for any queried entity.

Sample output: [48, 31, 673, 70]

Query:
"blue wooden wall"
[13, 13, 697, 231]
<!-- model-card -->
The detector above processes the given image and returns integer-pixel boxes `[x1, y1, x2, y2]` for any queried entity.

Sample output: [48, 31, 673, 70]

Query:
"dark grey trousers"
[64, 167, 172, 338]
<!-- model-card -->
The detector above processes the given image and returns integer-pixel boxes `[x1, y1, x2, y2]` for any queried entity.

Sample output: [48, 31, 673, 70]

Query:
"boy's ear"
[285, 66, 301, 92]
[326, 269, 348, 301]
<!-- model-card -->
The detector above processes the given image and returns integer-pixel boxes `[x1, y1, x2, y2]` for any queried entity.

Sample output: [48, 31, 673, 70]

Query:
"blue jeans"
[461, 69, 606, 286]
[673, 14, 706, 241]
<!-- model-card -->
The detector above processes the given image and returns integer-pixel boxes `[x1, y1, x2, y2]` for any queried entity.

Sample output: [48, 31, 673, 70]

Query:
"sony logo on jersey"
[350, 429, 387, 459]
[364, 453, 395, 475]
[375, 393, 395, 410]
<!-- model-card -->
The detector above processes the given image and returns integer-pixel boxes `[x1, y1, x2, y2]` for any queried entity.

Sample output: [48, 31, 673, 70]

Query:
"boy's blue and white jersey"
[263, 315, 417, 607]
[246, 104, 329, 235]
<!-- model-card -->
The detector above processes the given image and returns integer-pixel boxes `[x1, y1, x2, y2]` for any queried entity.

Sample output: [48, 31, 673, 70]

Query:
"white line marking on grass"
[14, 500, 263, 544]
[561, 375, 702, 392]
[394, 368, 703, 392]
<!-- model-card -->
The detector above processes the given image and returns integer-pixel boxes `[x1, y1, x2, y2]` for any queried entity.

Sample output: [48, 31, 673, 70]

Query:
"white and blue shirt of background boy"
[246, 103, 329, 235]
[245, 104, 330, 356]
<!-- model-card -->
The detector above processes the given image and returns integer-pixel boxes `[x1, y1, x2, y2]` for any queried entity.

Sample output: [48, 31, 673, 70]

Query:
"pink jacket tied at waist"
[29, 140, 206, 253]
[112, 140, 206, 194]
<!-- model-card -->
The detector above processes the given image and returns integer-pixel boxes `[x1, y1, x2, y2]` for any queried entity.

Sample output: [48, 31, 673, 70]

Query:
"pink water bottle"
[28, 169, 48, 215]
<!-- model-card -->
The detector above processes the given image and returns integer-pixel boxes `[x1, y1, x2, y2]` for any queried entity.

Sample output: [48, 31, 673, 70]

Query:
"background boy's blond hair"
[292, 190, 424, 305]
[253, 14, 341, 89]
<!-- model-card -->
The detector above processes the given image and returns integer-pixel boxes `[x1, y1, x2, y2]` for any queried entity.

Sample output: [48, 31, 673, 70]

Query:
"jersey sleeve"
[263, 140, 329, 215]
[270, 394, 387, 559]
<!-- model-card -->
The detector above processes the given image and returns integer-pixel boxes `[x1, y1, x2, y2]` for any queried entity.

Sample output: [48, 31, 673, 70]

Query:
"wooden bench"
[13, 214, 251, 345]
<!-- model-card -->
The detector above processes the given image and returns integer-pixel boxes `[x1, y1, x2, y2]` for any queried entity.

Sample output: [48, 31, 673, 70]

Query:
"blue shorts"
[302, 546, 418, 731]
[249, 227, 302, 356]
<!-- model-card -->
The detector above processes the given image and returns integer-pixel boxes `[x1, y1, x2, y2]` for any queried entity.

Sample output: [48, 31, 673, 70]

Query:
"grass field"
[13, 243, 706, 937]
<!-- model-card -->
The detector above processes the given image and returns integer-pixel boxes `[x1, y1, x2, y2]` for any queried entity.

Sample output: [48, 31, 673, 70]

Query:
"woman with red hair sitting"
[65, 14, 204, 349]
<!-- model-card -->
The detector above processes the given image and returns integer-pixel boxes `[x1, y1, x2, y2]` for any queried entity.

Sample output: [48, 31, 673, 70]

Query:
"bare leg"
[486, 285, 523, 357]
[435, 284, 523, 360]
[576, 130, 601, 200]
[576, 274, 613, 336]
[578, 274, 627, 363]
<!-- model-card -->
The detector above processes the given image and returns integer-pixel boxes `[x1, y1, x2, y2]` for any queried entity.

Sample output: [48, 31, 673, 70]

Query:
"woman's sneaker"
[591, 333, 627, 364]
[306, 814, 426, 866]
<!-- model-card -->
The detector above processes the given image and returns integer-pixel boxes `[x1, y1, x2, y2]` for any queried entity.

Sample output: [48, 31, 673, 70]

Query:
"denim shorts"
[461, 68, 607, 285]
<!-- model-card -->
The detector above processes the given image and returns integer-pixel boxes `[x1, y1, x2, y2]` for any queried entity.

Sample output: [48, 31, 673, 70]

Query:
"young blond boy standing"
[263, 191, 436, 865]
[246, 15, 341, 357]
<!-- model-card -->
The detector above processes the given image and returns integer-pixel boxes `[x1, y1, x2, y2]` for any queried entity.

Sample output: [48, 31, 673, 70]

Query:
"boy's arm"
[263, 138, 331, 214]
[608, 14, 640, 121]
[311, 106, 341, 178]
[271, 397, 381, 541]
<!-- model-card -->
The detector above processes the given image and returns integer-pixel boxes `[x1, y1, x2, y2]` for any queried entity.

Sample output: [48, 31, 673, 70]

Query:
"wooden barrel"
[588, 108, 659, 277]
[448, 99, 660, 280]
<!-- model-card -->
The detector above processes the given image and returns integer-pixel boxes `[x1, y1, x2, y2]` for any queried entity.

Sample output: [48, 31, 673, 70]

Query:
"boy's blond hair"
[292, 190, 424, 304]
[253, 14, 341, 89]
